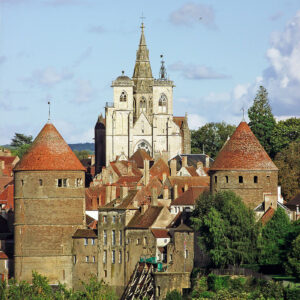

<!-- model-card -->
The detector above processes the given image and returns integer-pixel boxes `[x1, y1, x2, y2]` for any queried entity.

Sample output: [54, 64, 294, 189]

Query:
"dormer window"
[120, 91, 127, 102]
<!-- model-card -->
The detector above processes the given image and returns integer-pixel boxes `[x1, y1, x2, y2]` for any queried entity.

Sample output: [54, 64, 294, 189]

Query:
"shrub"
[164, 290, 182, 300]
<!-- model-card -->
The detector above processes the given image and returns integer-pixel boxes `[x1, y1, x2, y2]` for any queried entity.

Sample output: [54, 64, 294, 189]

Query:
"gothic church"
[95, 23, 191, 174]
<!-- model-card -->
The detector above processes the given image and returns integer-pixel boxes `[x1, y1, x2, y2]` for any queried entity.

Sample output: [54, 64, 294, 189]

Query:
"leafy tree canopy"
[192, 191, 259, 268]
[10, 133, 33, 148]
[74, 150, 92, 161]
[259, 207, 292, 266]
[248, 86, 276, 156]
[274, 141, 300, 201]
[191, 122, 236, 159]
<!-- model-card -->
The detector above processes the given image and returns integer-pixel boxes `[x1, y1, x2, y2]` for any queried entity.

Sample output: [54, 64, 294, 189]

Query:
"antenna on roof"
[48, 101, 51, 123]
[241, 106, 245, 121]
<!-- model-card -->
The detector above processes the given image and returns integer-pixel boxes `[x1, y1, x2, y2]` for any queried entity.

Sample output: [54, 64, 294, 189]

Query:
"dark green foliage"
[207, 274, 229, 292]
[164, 289, 182, 300]
[0, 272, 116, 300]
[248, 85, 276, 156]
[259, 207, 292, 266]
[73, 149, 92, 160]
[274, 141, 300, 201]
[191, 122, 236, 158]
[69, 143, 94, 153]
[192, 191, 259, 268]
[285, 234, 300, 280]
[271, 118, 300, 155]
[10, 133, 33, 148]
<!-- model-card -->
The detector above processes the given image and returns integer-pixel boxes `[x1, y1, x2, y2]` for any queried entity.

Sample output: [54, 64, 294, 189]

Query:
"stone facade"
[95, 23, 191, 172]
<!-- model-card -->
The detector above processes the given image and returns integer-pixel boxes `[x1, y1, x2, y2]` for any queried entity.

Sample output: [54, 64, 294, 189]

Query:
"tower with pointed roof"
[95, 23, 191, 171]
[14, 122, 86, 287]
[209, 121, 278, 209]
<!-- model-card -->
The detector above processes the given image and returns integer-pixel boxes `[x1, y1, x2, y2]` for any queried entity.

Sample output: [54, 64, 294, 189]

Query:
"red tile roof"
[185, 166, 198, 176]
[173, 116, 185, 129]
[172, 186, 208, 206]
[151, 229, 170, 239]
[0, 156, 18, 176]
[150, 158, 170, 181]
[130, 149, 153, 169]
[14, 123, 85, 171]
[0, 251, 8, 259]
[261, 207, 275, 225]
[0, 176, 13, 194]
[127, 206, 163, 228]
[0, 184, 14, 210]
[116, 176, 141, 186]
[210, 122, 278, 171]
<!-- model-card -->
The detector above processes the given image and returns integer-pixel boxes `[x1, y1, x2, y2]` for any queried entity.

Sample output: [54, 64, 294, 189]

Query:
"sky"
[0, 0, 300, 145]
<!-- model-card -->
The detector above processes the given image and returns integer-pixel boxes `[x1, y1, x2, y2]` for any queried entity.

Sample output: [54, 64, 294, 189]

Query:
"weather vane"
[140, 12, 146, 28]
[241, 107, 245, 121]
[48, 101, 51, 122]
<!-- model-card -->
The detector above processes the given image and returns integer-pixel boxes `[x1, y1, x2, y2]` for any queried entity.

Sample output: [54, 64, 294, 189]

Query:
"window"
[140, 97, 146, 112]
[136, 238, 140, 245]
[73, 255, 77, 264]
[112, 216, 116, 224]
[85, 256, 89, 263]
[76, 178, 82, 187]
[158, 94, 167, 113]
[119, 231, 122, 245]
[120, 91, 127, 102]
[39, 179, 43, 186]
[103, 216, 107, 223]
[91, 238, 95, 245]
[103, 250, 107, 263]
[58, 179, 62, 187]
[104, 270, 107, 277]
[84, 238, 88, 246]
[144, 237, 147, 246]
[215, 176, 217, 183]
[92, 256, 96, 263]
[103, 230, 107, 245]
[169, 254, 173, 262]
[57, 178, 68, 187]
[119, 251, 122, 264]
[239, 176, 243, 183]
[112, 230, 116, 245]
[21, 179, 24, 186]
[63, 179, 67, 187]
[184, 250, 188, 259]
[254, 176, 258, 183]
[112, 250, 115, 264]
[225, 176, 228, 183]
[267, 175, 270, 183]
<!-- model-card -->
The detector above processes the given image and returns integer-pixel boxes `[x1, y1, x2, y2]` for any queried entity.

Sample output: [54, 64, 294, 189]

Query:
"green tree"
[274, 141, 300, 201]
[164, 290, 182, 300]
[192, 191, 259, 268]
[271, 118, 300, 156]
[10, 133, 33, 148]
[73, 149, 91, 161]
[285, 234, 300, 280]
[259, 207, 292, 266]
[191, 122, 236, 158]
[248, 86, 276, 156]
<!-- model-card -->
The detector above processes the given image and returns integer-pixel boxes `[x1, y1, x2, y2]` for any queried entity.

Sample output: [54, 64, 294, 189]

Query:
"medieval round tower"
[13, 122, 86, 287]
[209, 121, 278, 209]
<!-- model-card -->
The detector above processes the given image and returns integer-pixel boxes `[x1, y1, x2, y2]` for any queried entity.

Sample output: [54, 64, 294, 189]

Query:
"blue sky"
[0, 0, 300, 144]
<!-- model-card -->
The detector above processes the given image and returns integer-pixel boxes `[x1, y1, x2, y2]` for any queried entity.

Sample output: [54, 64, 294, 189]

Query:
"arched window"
[120, 91, 127, 102]
[158, 94, 167, 113]
[140, 97, 146, 112]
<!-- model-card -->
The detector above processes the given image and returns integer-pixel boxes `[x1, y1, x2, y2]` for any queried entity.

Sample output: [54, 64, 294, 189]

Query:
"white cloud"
[73, 79, 93, 103]
[169, 62, 228, 80]
[23, 67, 73, 87]
[188, 114, 207, 130]
[169, 2, 216, 29]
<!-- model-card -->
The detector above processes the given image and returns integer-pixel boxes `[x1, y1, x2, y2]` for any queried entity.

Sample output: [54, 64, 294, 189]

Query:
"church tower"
[14, 122, 86, 287]
[96, 22, 191, 170]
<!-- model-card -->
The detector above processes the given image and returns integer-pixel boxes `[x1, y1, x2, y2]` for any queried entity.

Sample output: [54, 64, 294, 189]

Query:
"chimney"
[170, 159, 177, 176]
[173, 184, 178, 200]
[92, 196, 98, 210]
[162, 172, 167, 183]
[128, 162, 132, 175]
[151, 187, 158, 206]
[111, 184, 116, 201]
[143, 159, 150, 185]
[163, 185, 169, 200]
[120, 184, 128, 199]
[105, 185, 112, 204]
[182, 156, 187, 168]
[184, 183, 188, 192]
[141, 204, 148, 215]
[205, 155, 210, 168]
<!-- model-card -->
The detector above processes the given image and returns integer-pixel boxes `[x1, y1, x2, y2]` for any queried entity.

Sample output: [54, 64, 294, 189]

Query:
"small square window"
[254, 176, 258, 183]
[103, 230, 107, 245]
[63, 179, 67, 187]
[92, 256, 95, 263]
[103, 216, 107, 223]
[112, 250, 115, 264]
[85, 256, 89, 263]
[58, 179, 62, 187]
[84, 238, 88, 246]
[112, 216, 116, 224]
[39, 179, 43, 186]
[76, 178, 82, 187]
[103, 250, 107, 264]
[91, 238, 95, 245]
[136, 238, 140, 245]
[225, 176, 228, 183]
[215, 176, 217, 183]
[239, 176, 243, 183]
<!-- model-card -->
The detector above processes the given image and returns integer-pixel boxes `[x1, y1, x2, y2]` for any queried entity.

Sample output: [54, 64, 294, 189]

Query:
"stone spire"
[133, 22, 153, 93]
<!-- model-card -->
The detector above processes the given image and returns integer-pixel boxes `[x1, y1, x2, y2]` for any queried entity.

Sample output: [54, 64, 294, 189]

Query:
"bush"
[164, 290, 182, 300]
[198, 291, 215, 299]
[207, 274, 230, 292]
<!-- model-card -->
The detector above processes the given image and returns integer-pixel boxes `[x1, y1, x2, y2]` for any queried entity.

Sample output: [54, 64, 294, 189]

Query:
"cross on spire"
[48, 101, 51, 123]
[241, 106, 245, 121]
[140, 13, 146, 29]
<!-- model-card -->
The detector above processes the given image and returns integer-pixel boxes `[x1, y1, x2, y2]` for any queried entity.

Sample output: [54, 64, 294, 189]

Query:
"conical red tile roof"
[14, 123, 85, 171]
[210, 122, 277, 171]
